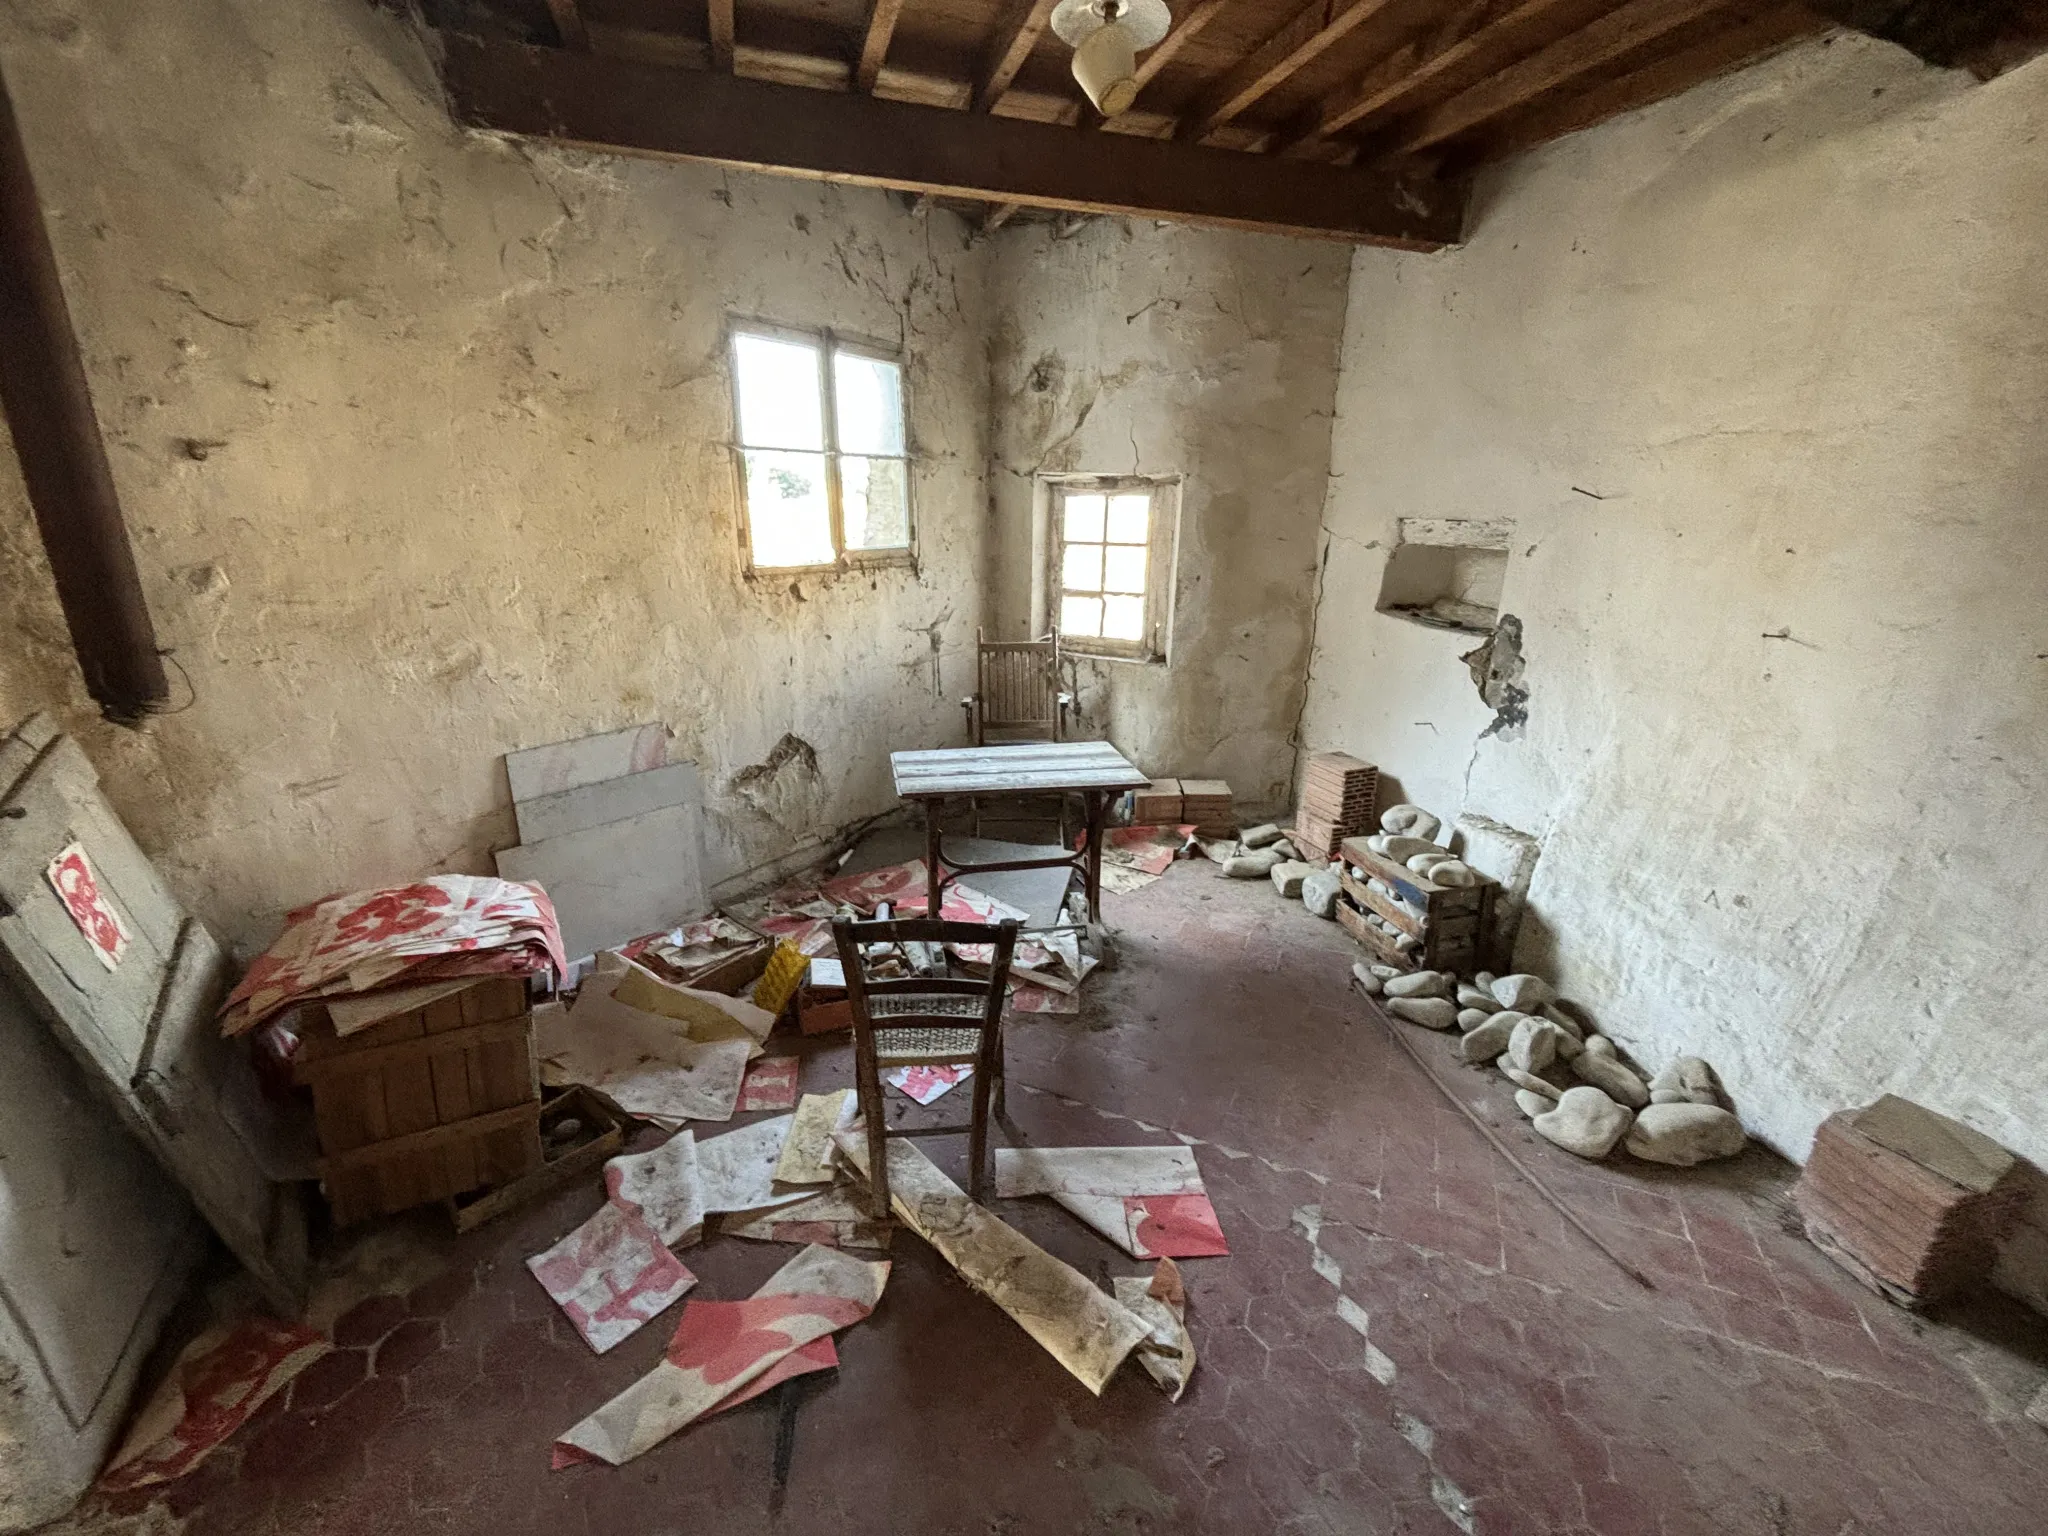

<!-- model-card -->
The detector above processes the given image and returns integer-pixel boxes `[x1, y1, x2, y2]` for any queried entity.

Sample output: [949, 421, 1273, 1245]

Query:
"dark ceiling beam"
[974, 0, 1060, 111]
[1175, 0, 1401, 141]
[544, 0, 589, 50]
[1809, 0, 2048, 77]
[854, 0, 908, 90]
[438, 34, 1466, 246]
[1462, 3, 1826, 163]
[708, 0, 736, 71]
[1392, 0, 1731, 153]
[0, 65, 168, 722]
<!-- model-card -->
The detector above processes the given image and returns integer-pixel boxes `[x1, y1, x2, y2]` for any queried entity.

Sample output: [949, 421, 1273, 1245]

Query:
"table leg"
[924, 801, 943, 918]
[1082, 790, 1106, 920]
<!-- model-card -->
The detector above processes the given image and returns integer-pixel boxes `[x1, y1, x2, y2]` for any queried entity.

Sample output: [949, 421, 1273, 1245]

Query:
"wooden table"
[890, 742, 1151, 921]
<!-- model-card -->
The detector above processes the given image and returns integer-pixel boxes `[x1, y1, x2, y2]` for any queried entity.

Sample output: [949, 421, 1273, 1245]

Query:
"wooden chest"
[1336, 838, 1496, 975]
[293, 975, 543, 1226]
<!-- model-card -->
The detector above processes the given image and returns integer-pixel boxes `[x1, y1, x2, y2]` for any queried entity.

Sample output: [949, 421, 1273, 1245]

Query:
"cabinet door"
[0, 715, 307, 1315]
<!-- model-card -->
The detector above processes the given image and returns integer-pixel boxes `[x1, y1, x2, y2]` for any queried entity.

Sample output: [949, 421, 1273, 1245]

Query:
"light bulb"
[1071, 19, 1139, 117]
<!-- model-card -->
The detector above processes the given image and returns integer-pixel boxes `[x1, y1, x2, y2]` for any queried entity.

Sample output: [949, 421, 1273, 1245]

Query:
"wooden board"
[891, 740, 1150, 798]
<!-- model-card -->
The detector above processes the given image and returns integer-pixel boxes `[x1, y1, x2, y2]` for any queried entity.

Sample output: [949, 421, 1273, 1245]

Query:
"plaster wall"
[987, 219, 1349, 809]
[0, 0, 991, 950]
[1302, 35, 2048, 1166]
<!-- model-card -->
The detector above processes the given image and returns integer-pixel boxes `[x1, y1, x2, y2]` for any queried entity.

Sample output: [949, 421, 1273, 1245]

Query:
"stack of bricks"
[1179, 780, 1235, 839]
[1290, 752, 1378, 862]
[1794, 1094, 2027, 1308]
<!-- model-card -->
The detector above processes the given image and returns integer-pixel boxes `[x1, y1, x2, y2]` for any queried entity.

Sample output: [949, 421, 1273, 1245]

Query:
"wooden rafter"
[975, 0, 1061, 112]
[545, 0, 589, 50]
[1394, 0, 1732, 153]
[708, 0, 736, 71]
[1133, 0, 1236, 92]
[855, 0, 909, 90]
[1175, 0, 1399, 141]
[1466, 3, 1826, 163]
[439, 34, 1465, 245]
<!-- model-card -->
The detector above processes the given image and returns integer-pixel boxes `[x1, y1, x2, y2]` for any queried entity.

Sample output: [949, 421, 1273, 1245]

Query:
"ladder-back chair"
[833, 915, 1020, 1216]
[962, 628, 1071, 745]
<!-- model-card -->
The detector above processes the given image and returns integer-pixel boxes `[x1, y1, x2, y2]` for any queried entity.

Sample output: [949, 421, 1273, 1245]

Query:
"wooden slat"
[545, 0, 589, 50]
[708, 0, 736, 71]
[1288, 0, 1608, 148]
[1176, 0, 1400, 141]
[855, 0, 907, 91]
[975, 0, 1061, 112]
[1132, 0, 1236, 95]
[1467, 3, 1827, 163]
[438, 35, 1466, 247]
[1394, 0, 1731, 153]
[317, 1102, 540, 1174]
[293, 1018, 533, 1086]
[890, 741, 1148, 796]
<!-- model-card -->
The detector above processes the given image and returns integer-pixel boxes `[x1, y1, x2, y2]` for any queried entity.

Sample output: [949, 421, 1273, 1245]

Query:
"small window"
[1046, 477, 1178, 662]
[730, 323, 912, 571]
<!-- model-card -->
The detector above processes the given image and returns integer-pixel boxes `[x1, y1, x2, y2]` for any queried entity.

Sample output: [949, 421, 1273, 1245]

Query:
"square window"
[731, 324, 913, 570]
[1045, 478, 1178, 663]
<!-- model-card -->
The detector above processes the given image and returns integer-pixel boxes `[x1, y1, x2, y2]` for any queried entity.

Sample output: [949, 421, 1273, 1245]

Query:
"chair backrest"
[831, 916, 1019, 1033]
[975, 628, 1062, 742]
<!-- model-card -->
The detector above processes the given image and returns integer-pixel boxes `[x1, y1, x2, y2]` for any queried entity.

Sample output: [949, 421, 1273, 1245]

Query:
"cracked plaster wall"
[986, 219, 1350, 810]
[1301, 35, 2048, 1167]
[0, 0, 992, 950]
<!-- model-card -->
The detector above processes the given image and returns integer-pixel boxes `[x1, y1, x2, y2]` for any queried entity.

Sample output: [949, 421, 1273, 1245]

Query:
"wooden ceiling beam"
[1176, 0, 1401, 141]
[855, 0, 908, 90]
[975, 0, 1061, 111]
[1464, 3, 1826, 162]
[1393, 0, 1733, 152]
[707, 0, 736, 70]
[438, 34, 1466, 246]
[1133, 0, 1237, 92]
[545, 0, 589, 50]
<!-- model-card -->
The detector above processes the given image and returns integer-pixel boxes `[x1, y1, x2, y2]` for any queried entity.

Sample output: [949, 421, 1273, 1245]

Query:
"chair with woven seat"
[832, 914, 1019, 1217]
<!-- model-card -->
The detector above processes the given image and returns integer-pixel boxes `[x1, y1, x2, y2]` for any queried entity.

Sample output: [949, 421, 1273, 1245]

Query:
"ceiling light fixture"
[1051, 0, 1171, 119]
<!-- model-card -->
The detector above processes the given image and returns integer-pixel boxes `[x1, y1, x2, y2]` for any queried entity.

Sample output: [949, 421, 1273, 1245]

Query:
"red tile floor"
[78, 861, 2048, 1535]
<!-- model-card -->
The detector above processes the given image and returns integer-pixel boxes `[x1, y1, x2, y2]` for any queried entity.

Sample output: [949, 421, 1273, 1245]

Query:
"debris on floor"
[1795, 1094, 2028, 1307]
[535, 961, 755, 1127]
[96, 1317, 329, 1492]
[994, 1145, 1230, 1258]
[884, 1063, 972, 1104]
[720, 1186, 893, 1249]
[694, 1113, 815, 1221]
[604, 1131, 707, 1246]
[1113, 1258, 1196, 1401]
[736, 1054, 802, 1111]
[552, 1244, 889, 1467]
[834, 1132, 1153, 1393]
[773, 1089, 857, 1184]
[623, 914, 773, 993]
[525, 1200, 698, 1353]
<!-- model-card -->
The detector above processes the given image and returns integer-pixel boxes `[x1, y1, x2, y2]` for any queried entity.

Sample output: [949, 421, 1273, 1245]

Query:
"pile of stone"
[1354, 961, 1748, 1167]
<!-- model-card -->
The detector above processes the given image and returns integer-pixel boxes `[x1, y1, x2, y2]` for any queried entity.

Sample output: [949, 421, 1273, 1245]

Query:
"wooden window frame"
[1039, 474, 1180, 664]
[727, 319, 916, 576]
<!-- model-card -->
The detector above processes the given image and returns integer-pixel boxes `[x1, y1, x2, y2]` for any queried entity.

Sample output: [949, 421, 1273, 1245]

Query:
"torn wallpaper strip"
[884, 1064, 971, 1105]
[994, 1145, 1230, 1259]
[737, 1055, 801, 1111]
[526, 1201, 698, 1353]
[1113, 1258, 1196, 1401]
[773, 1090, 855, 1185]
[604, 1131, 705, 1248]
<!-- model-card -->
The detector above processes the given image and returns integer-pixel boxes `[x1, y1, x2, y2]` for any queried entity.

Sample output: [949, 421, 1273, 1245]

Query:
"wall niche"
[1375, 517, 1512, 634]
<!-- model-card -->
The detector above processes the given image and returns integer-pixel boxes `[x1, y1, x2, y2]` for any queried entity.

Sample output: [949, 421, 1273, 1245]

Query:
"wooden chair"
[962, 628, 1071, 745]
[833, 915, 1019, 1217]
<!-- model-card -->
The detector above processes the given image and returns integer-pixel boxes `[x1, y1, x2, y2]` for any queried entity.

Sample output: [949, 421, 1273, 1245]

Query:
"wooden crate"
[294, 976, 543, 1226]
[1338, 838, 1495, 975]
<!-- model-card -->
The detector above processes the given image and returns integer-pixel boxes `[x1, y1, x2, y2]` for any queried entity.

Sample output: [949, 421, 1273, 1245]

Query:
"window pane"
[1102, 545, 1147, 595]
[1061, 543, 1104, 593]
[1062, 493, 1105, 543]
[1060, 594, 1103, 637]
[1105, 493, 1150, 543]
[733, 333, 825, 450]
[843, 455, 910, 550]
[742, 449, 834, 567]
[832, 352, 905, 456]
[1102, 594, 1146, 641]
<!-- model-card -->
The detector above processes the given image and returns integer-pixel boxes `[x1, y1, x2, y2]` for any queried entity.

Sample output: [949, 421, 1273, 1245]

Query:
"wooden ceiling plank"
[1300, 0, 1612, 146]
[855, 0, 909, 91]
[1133, 0, 1236, 91]
[1176, 0, 1401, 141]
[1396, 0, 1732, 152]
[1470, 3, 1826, 161]
[708, 0, 736, 71]
[438, 34, 1466, 247]
[546, 0, 590, 50]
[975, 0, 1061, 112]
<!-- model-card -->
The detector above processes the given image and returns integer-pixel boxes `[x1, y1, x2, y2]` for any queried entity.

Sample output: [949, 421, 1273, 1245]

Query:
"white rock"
[1407, 853, 1452, 875]
[1456, 1008, 1494, 1032]
[1369, 964, 1401, 980]
[1239, 824, 1283, 848]
[1501, 1066, 1560, 1101]
[1272, 839, 1300, 862]
[1474, 972, 1496, 989]
[1350, 962, 1383, 996]
[1221, 847, 1285, 878]
[1458, 1015, 1517, 1063]
[1514, 1089, 1552, 1119]
[1582, 1034, 1616, 1058]
[1376, 835, 1441, 863]
[1379, 804, 1441, 841]
[1533, 1087, 1633, 1159]
[1678, 1058, 1723, 1107]
[1539, 1004, 1584, 1042]
[1270, 860, 1315, 898]
[1430, 861, 1480, 887]
[1650, 1089, 1688, 1105]
[1302, 869, 1342, 918]
[1384, 969, 1450, 999]
[1198, 839, 1239, 864]
[1387, 997, 1458, 1031]
[1572, 1053, 1649, 1109]
[1506, 1015, 1556, 1073]
[1624, 1103, 1746, 1166]
[1490, 974, 1557, 1011]
[1552, 1028, 1584, 1062]
[1456, 985, 1500, 1013]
